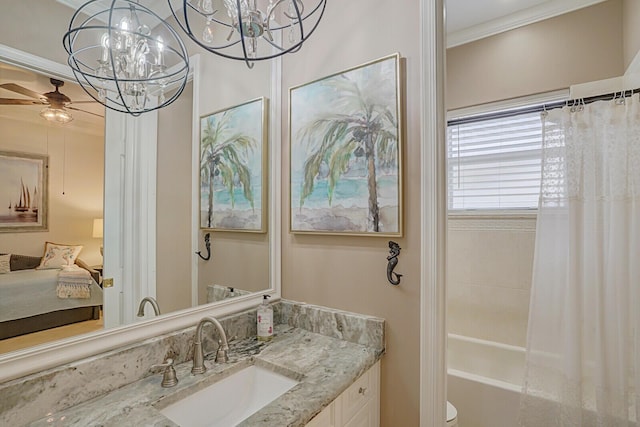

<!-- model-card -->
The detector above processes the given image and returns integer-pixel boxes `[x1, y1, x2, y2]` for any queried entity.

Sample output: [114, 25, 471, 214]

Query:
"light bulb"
[156, 36, 165, 65]
[119, 17, 129, 31]
[100, 33, 110, 62]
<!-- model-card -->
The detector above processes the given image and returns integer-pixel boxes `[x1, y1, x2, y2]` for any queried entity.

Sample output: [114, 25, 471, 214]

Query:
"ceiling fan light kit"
[0, 77, 101, 124]
[63, 0, 190, 116]
[40, 107, 73, 124]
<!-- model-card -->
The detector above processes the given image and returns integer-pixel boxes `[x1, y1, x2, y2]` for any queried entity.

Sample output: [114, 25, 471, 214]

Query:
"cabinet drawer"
[340, 369, 373, 424]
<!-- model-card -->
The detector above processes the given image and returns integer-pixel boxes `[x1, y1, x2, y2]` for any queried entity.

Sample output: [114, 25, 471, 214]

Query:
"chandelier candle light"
[64, 0, 190, 115]
[168, 0, 326, 68]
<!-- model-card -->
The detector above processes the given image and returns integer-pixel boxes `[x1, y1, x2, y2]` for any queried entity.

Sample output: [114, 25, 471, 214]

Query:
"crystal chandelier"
[63, 0, 190, 115]
[169, 0, 326, 68]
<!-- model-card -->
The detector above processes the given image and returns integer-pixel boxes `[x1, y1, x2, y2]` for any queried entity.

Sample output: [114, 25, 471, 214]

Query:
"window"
[447, 109, 545, 212]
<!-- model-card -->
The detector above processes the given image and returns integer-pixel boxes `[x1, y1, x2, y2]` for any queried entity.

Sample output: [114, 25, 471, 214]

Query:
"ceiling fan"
[0, 78, 103, 124]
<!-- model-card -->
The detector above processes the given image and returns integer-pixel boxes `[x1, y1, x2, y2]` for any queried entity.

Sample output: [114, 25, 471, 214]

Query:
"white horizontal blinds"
[447, 111, 543, 210]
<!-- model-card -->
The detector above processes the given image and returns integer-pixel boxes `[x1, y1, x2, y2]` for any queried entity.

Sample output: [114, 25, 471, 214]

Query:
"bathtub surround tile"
[0, 300, 385, 426]
[448, 219, 536, 348]
[448, 283, 530, 347]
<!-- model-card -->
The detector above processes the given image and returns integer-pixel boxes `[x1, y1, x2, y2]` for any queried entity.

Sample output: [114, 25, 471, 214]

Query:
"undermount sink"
[159, 365, 299, 427]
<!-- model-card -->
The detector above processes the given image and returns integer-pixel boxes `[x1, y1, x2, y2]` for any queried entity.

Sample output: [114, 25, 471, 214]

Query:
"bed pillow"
[8, 254, 42, 271]
[37, 242, 83, 270]
[0, 254, 9, 274]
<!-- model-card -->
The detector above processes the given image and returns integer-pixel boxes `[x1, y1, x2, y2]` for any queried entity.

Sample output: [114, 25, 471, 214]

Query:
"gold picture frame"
[199, 97, 268, 233]
[0, 151, 49, 232]
[289, 53, 404, 236]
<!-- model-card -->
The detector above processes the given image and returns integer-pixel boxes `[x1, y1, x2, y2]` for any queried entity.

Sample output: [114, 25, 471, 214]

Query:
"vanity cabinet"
[306, 361, 380, 427]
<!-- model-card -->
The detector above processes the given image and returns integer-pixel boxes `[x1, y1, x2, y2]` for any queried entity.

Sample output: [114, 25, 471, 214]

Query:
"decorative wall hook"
[387, 241, 403, 286]
[196, 233, 211, 261]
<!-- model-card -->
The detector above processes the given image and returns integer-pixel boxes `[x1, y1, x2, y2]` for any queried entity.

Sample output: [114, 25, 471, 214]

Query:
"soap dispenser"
[257, 295, 273, 341]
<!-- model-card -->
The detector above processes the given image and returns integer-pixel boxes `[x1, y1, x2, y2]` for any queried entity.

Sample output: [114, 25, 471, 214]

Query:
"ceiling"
[446, 0, 607, 47]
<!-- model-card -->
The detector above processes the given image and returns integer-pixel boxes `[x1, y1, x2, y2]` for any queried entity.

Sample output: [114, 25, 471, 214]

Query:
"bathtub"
[447, 334, 525, 427]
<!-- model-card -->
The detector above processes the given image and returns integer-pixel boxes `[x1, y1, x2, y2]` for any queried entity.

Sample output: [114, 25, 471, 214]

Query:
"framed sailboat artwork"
[0, 151, 48, 232]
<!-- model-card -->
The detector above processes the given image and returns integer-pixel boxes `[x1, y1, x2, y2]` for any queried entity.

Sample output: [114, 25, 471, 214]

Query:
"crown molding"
[447, 0, 606, 48]
[56, 0, 175, 23]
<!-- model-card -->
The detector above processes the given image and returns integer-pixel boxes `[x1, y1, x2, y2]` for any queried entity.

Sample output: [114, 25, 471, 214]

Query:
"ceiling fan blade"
[0, 98, 47, 105]
[66, 106, 104, 118]
[68, 100, 97, 104]
[0, 83, 47, 101]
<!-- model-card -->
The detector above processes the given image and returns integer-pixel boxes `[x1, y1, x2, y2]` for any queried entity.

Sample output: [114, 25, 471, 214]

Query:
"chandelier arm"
[264, 0, 324, 32]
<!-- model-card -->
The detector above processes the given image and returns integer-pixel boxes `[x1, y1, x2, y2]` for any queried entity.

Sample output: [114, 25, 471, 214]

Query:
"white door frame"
[102, 110, 158, 327]
[419, 0, 447, 426]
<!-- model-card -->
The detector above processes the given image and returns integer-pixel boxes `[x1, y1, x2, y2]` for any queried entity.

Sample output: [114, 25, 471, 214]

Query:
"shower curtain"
[520, 94, 640, 427]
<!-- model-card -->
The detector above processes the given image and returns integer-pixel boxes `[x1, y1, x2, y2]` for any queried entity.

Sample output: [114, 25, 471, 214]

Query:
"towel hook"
[196, 233, 211, 261]
[386, 241, 403, 286]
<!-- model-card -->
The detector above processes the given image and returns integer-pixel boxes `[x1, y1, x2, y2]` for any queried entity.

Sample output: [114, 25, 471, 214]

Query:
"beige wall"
[447, 0, 624, 110]
[0, 117, 104, 266]
[280, 1, 422, 425]
[156, 82, 194, 314]
[623, 0, 640, 71]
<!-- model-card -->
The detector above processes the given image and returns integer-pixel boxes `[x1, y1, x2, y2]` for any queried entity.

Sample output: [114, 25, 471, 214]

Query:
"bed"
[0, 254, 103, 340]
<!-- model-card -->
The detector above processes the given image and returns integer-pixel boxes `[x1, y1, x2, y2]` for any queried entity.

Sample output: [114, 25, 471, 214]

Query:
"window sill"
[448, 210, 537, 220]
[447, 211, 537, 231]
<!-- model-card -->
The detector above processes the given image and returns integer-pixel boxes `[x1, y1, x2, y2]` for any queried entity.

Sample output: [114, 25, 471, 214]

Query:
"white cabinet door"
[306, 361, 380, 427]
[306, 401, 336, 427]
[344, 399, 375, 427]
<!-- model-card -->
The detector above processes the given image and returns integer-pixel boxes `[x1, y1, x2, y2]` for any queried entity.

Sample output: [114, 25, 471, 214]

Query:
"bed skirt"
[0, 306, 100, 340]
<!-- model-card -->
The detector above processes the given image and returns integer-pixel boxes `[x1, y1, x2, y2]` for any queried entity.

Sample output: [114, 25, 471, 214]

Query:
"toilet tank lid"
[447, 401, 458, 421]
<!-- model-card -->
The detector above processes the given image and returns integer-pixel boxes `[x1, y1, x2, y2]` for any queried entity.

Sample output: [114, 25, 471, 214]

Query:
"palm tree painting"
[290, 54, 402, 235]
[200, 98, 267, 232]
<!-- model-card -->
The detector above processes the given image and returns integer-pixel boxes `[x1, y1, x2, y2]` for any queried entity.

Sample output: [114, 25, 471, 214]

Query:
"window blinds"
[447, 111, 543, 211]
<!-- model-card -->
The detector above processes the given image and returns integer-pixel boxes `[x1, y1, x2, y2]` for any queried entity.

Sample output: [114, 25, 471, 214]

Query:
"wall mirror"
[0, 0, 281, 374]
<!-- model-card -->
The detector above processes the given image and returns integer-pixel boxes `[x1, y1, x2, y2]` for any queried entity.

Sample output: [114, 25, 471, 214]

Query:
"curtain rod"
[448, 88, 640, 127]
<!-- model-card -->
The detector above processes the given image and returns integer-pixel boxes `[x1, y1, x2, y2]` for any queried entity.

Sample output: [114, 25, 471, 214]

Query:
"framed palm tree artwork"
[199, 97, 268, 233]
[289, 53, 403, 236]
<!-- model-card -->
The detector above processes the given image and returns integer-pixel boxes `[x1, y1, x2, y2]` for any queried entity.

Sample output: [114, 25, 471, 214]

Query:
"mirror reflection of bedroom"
[0, 63, 105, 354]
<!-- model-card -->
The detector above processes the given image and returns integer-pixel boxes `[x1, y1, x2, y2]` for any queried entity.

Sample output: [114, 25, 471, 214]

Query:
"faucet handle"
[151, 358, 178, 388]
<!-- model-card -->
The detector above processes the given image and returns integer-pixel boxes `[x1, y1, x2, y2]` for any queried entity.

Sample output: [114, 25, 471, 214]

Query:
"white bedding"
[0, 269, 103, 323]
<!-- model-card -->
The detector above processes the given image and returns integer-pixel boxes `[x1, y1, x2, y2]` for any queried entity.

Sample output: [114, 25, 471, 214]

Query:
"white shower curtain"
[520, 94, 640, 427]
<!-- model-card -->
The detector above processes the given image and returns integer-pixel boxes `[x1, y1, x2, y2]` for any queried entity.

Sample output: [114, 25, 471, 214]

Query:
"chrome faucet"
[191, 316, 230, 374]
[137, 297, 161, 317]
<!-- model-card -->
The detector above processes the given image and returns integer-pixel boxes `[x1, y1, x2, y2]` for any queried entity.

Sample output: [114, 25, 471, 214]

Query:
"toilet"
[447, 401, 458, 427]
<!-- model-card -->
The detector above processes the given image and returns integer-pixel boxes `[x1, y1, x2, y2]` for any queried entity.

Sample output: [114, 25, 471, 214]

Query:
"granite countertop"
[29, 324, 383, 427]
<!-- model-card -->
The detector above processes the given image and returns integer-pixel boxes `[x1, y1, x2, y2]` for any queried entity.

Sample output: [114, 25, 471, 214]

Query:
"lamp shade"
[92, 218, 104, 238]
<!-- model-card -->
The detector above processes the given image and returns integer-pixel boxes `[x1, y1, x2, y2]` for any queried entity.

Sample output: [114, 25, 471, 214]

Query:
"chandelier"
[168, 0, 326, 68]
[63, 0, 190, 115]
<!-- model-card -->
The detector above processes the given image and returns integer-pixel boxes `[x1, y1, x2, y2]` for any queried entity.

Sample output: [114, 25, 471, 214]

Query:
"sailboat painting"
[0, 151, 48, 232]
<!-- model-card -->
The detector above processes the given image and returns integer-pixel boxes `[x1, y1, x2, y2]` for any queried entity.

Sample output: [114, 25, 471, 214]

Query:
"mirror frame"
[0, 43, 282, 382]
